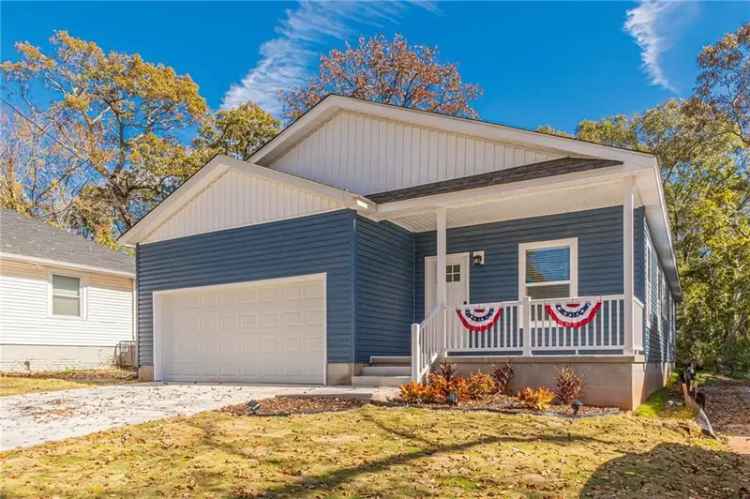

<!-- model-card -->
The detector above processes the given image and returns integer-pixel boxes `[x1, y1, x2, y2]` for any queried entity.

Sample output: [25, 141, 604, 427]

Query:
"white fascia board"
[220, 156, 373, 208]
[118, 155, 376, 246]
[0, 252, 135, 279]
[251, 95, 659, 169]
[118, 156, 232, 246]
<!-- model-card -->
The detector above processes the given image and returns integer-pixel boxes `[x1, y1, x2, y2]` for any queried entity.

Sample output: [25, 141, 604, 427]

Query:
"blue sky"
[2, 1, 747, 132]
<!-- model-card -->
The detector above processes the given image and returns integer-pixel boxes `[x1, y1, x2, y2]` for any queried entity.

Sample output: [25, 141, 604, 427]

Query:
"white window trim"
[48, 271, 87, 320]
[518, 238, 578, 300]
[645, 235, 652, 328]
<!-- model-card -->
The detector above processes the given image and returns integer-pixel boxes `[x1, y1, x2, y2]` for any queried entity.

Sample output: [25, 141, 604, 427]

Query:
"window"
[645, 239, 652, 327]
[51, 274, 81, 317]
[446, 264, 461, 283]
[519, 239, 577, 300]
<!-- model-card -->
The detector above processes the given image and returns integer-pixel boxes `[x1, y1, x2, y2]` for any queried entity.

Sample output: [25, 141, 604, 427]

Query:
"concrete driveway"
[0, 383, 383, 451]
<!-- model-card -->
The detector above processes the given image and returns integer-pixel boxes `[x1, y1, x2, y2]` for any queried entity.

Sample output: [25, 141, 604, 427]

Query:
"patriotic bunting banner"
[456, 306, 503, 333]
[544, 300, 602, 329]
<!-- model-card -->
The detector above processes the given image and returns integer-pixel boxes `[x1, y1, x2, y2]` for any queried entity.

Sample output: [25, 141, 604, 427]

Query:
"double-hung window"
[51, 274, 82, 318]
[519, 239, 577, 300]
[645, 237, 652, 327]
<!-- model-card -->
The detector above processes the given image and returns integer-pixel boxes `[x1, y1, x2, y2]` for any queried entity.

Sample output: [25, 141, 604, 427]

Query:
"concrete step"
[369, 355, 411, 366]
[360, 365, 411, 376]
[352, 375, 410, 388]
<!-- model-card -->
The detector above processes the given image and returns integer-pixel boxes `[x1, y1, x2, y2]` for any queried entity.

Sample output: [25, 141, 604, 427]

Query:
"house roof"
[366, 158, 623, 204]
[1, 209, 134, 276]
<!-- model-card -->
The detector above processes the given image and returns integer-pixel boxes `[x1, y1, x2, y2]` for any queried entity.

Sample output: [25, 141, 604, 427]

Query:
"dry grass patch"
[0, 368, 137, 396]
[1, 405, 748, 498]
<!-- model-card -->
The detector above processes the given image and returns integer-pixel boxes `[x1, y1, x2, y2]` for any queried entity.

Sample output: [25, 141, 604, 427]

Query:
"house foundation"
[0, 344, 117, 373]
[445, 354, 673, 410]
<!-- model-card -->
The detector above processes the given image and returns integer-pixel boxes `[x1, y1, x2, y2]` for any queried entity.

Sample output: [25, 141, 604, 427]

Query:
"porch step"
[352, 375, 410, 388]
[369, 355, 410, 365]
[360, 365, 411, 377]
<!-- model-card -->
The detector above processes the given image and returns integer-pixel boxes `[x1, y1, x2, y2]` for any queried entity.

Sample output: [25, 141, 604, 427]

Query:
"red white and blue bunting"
[456, 306, 503, 333]
[544, 300, 602, 329]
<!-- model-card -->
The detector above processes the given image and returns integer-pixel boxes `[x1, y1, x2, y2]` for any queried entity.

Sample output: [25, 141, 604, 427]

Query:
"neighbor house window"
[51, 274, 81, 317]
[519, 239, 577, 300]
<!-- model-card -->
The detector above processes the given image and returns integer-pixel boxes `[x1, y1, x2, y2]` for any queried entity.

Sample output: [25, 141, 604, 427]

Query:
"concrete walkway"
[0, 383, 389, 451]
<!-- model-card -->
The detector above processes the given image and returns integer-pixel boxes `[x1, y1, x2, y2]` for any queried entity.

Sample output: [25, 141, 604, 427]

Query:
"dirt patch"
[702, 377, 750, 455]
[222, 395, 370, 416]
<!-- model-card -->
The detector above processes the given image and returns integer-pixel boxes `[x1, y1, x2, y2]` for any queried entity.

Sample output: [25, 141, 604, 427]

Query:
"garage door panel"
[158, 275, 326, 384]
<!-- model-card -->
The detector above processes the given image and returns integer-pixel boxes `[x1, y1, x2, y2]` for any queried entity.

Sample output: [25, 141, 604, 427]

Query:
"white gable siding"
[269, 111, 565, 194]
[0, 259, 133, 348]
[143, 168, 345, 244]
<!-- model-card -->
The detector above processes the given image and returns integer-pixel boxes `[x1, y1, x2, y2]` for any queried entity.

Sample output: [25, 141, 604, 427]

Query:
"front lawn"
[1, 405, 747, 498]
[0, 368, 137, 397]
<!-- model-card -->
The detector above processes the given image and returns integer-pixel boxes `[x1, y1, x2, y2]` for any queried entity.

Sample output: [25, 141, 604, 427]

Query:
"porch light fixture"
[472, 251, 485, 266]
[355, 199, 370, 210]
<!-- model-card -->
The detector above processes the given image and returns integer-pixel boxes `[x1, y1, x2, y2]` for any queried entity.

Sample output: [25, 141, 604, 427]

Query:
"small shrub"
[466, 372, 497, 400]
[518, 386, 555, 411]
[435, 361, 458, 383]
[400, 381, 431, 404]
[449, 377, 470, 402]
[428, 372, 470, 403]
[554, 367, 583, 404]
[491, 362, 514, 394]
[427, 372, 449, 403]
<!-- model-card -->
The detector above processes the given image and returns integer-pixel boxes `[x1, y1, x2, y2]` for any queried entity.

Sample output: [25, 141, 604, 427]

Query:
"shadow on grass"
[216, 410, 615, 498]
[580, 442, 750, 498]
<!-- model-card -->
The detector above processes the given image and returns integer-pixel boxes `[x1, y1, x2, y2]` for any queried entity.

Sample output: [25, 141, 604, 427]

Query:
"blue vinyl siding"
[414, 206, 624, 321]
[136, 210, 357, 367]
[354, 217, 415, 363]
[643, 218, 677, 363]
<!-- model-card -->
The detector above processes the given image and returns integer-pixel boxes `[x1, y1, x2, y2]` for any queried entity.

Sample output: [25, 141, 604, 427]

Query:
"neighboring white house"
[0, 209, 135, 372]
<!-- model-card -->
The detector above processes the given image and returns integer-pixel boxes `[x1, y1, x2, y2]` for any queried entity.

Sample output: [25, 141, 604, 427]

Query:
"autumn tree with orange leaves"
[282, 34, 482, 121]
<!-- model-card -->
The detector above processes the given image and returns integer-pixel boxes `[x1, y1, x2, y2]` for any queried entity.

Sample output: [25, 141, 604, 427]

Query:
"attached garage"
[153, 274, 327, 384]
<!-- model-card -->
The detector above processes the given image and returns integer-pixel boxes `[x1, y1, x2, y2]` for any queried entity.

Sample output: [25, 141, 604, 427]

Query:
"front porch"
[397, 174, 644, 382]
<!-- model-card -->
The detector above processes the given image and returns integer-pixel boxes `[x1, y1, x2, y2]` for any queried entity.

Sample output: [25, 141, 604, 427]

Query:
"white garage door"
[155, 274, 326, 384]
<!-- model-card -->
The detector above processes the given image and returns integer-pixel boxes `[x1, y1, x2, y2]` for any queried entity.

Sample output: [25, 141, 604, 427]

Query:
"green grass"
[635, 373, 696, 420]
[0, 368, 137, 397]
[1, 405, 746, 498]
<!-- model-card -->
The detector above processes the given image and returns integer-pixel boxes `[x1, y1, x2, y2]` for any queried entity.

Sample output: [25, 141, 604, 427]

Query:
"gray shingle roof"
[0, 209, 134, 274]
[366, 157, 623, 204]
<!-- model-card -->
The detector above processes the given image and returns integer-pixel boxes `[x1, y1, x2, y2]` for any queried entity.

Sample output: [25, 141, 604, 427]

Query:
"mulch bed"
[222, 393, 620, 418]
[222, 395, 370, 416]
[397, 393, 620, 418]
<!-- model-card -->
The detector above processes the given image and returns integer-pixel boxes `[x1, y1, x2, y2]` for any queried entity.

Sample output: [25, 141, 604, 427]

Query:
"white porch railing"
[411, 294, 637, 381]
[528, 295, 625, 351]
[446, 301, 522, 353]
[411, 305, 447, 383]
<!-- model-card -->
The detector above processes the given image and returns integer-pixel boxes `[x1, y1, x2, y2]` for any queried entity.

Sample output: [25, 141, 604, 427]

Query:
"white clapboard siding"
[270, 111, 565, 194]
[0, 259, 133, 347]
[143, 168, 345, 244]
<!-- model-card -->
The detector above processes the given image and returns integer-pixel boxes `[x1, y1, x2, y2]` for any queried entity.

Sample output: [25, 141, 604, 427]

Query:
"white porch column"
[436, 207, 448, 307]
[623, 176, 635, 356]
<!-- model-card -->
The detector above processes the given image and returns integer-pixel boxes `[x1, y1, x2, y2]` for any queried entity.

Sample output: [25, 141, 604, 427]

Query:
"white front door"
[425, 253, 470, 314]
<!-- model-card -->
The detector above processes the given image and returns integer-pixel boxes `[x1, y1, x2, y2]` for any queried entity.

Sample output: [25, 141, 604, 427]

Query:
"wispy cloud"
[222, 1, 437, 116]
[624, 0, 682, 92]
